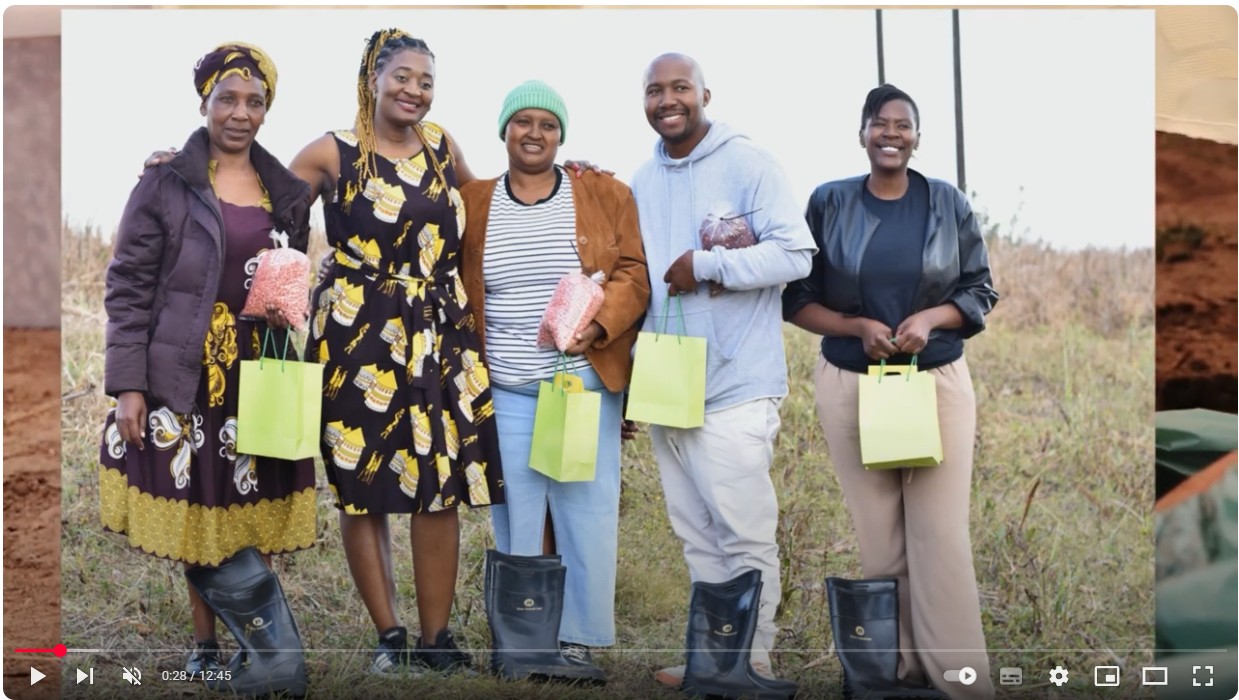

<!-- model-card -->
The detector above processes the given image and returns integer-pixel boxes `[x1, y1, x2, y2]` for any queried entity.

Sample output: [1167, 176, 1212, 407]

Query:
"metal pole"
[952, 9, 967, 192]
[876, 9, 886, 85]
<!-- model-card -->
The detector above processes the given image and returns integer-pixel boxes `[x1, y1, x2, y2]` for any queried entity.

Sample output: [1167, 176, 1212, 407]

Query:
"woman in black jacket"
[100, 42, 313, 697]
[783, 84, 998, 700]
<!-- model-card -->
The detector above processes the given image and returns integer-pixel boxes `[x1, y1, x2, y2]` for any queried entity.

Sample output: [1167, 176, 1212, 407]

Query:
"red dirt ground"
[1154, 132, 1239, 414]
[3, 328, 61, 698]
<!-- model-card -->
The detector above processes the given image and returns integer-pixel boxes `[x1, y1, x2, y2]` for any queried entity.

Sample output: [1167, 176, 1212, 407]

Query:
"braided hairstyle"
[348, 29, 436, 207]
[860, 83, 920, 131]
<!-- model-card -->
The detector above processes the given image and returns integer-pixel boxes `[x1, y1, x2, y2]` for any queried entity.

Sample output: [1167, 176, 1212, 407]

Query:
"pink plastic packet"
[700, 207, 760, 250]
[538, 271, 606, 352]
[240, 231, 311, 332]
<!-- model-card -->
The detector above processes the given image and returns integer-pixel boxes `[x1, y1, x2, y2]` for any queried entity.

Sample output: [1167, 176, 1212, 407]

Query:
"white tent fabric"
[1156, 6, 1237, 144]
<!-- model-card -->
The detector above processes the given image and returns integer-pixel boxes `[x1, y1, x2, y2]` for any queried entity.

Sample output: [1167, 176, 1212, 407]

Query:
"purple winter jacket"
[103, 127, 311, 413]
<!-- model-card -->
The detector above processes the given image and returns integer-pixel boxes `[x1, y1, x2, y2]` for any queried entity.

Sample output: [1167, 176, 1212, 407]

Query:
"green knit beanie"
[498, 80, 568, 144]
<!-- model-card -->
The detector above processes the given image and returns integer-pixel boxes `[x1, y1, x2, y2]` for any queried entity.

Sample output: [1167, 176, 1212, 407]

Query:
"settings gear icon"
[1049, 665, 1069, 686]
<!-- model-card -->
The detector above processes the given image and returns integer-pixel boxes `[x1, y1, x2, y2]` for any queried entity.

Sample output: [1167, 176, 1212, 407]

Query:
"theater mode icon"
[1094, 665, 1120, 687]
[1142, 666, 1169, 686]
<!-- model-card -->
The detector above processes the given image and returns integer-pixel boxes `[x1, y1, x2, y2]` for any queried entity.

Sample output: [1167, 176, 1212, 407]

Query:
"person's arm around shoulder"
[588, 176, 651, 351]
[291, 133, 342, 287]
[288, 133, 340, 207]
[691, 157, 816, 292]
[104, 168, 172, 448]
[441, 127, 477, 186]
[946, 187, 999, 338]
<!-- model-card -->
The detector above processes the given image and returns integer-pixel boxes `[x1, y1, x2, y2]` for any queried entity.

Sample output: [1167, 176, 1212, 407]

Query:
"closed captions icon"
[999, 667, 1022, 686]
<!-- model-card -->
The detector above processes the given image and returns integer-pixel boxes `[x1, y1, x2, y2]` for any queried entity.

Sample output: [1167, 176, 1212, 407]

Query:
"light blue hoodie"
[631, 122, 817, 412]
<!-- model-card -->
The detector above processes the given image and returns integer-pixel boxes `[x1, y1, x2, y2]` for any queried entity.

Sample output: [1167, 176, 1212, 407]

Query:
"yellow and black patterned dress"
[99, 196, 318, 566]
[307, 123, 503, 514]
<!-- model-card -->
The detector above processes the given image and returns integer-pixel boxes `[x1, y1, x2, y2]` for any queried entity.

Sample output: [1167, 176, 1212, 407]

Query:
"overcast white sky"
[61, 7, 1154, 251]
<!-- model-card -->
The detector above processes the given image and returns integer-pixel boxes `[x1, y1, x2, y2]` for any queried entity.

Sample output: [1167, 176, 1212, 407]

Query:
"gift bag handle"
[551, 352, 571, 396]
[656, 295, 689, 343]
[258, 327, 293, 373]
[875, 355, 918, 383]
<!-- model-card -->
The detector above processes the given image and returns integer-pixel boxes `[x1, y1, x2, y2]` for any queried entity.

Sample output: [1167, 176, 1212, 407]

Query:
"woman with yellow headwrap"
[100, 42, 314, 697]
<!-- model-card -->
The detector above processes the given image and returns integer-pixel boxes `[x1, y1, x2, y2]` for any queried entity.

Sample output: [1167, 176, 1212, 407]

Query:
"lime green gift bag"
[529, 354, 602, 482]
[625, 297, 707, 429]
[237, 329, 324, 460]
[858, 357, 943, 469]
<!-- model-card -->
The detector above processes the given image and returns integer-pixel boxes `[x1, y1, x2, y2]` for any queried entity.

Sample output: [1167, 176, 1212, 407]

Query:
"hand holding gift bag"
[624, 296, 707, 429]
[237, 328, 324, 460]
[858, 357, 943, 469]
[529, 354, 602, 482]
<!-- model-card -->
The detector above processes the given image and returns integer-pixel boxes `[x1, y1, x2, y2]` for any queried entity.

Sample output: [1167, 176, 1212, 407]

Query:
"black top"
[822, 171, 964, 372]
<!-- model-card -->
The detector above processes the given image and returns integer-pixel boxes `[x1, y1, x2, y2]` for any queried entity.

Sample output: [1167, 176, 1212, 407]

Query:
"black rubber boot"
[826, 577, 946, 700]
[185, 548, 308, 698]
[681, 569, 798, 700]
[484, 549, 605, 684]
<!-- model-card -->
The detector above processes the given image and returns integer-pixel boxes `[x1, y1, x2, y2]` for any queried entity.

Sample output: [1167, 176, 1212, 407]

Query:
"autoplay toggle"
[944, 667, 978, 685]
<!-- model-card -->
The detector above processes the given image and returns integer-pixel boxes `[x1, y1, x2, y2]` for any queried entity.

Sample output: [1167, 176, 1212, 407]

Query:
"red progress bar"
[14, 645, 67, 657]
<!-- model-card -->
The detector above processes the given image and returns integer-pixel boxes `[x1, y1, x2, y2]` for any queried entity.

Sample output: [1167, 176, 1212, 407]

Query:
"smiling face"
[371, 49, 434, 127]
[504, 108, 561, 175]
[201, 74, 267, 155]
[860, 98, 919, 174]
[643, 54, 711, 158]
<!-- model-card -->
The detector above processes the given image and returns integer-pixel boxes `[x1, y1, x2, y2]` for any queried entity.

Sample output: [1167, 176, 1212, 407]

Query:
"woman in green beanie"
[460, 79, 650, 684]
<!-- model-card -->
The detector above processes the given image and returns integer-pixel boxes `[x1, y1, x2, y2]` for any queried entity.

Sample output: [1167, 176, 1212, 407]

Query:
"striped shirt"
[483, 167, 591, 387]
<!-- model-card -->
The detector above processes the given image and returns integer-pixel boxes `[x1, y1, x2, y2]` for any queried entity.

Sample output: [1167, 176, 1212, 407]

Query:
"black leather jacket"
[782, 170, 998, 338]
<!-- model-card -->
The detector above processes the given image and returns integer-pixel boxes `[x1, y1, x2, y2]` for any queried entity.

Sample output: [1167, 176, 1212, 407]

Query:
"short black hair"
[861, 84, 920, 131]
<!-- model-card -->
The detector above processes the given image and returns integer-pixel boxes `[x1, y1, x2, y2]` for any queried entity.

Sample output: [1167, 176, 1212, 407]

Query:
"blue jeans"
[489, 364, 621, 647]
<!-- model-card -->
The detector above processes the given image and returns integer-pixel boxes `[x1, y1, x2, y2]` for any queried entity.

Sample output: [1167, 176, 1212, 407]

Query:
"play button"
[30, 667, 45, 685]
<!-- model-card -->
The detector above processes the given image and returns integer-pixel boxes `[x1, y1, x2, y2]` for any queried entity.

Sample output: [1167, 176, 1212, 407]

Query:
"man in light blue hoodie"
[631, 53, 817, 690]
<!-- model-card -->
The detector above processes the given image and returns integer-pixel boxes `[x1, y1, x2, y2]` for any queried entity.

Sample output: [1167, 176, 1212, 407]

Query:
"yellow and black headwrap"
[193, 42, 278, 109]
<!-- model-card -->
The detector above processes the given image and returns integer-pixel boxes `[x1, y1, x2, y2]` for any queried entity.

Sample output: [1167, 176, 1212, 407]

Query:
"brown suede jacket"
[460, 171, 650, 393]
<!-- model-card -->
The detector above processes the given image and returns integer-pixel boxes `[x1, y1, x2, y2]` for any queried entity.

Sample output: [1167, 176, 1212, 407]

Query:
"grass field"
[58, 219, 1156, 699]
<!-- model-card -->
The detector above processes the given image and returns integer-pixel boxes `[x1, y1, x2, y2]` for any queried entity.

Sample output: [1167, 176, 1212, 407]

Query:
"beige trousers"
[816, 356, 995, 700]
[650, 397, 784, 669]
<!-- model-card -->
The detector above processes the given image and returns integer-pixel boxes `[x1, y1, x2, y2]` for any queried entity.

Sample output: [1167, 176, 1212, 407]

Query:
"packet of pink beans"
[240, 231, 311, 332]
[537, 270, 606, 352]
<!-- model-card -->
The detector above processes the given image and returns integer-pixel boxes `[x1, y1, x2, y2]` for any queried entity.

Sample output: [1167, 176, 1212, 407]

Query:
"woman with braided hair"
[290, 28, 503, 674]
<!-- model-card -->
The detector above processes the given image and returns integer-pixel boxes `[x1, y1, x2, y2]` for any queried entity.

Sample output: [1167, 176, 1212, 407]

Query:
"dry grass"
[58, 217, 1157, 699]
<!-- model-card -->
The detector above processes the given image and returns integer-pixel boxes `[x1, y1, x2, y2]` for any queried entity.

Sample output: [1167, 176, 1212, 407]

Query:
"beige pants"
[816, 356, 994, 700]
[650, 397, 784, 669]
